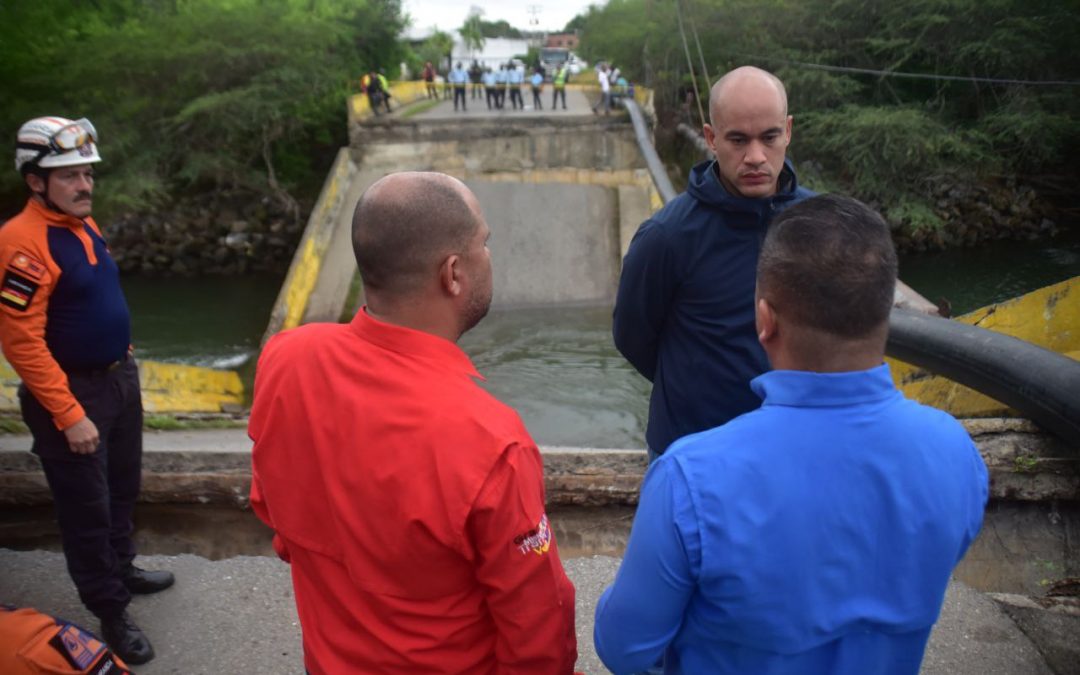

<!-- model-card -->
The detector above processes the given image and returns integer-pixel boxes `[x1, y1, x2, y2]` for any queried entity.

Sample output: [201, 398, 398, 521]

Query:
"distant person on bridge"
[360, 71, 385, 116]
[483, 66, 498, 110]
[377, 70, 392, 114]
[613, 66, 814, 457]
[592, 64, 612, 115]
[249, 172, 579, 675]
[596, 194, 989, 675]
[0, 117, 175, 665]
[422, 60, 437, 99]
[450, 61, 469, 112]
[552, 62, 570, 110]
[495, 63, 508, 109]
[531, 68, 545, 110]
[509, 63, 525, 110]
[470, 59, 484, 100]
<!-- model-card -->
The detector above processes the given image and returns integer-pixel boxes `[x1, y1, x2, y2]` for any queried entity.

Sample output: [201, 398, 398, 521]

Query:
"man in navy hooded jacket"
[613, 66, 814, 455]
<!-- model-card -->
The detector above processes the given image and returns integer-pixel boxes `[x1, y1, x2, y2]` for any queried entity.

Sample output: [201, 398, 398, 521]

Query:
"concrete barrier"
[348, 81, 434, 123]
[261, 147, 357, 343]
[2, 418, 1076, 508]
[0, 356, 244, 416]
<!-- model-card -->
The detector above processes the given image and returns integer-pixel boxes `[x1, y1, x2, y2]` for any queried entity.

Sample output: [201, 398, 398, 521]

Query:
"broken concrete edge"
[1, 419, 1078, 507]
[989, 593, 1080, 617]
[988, 592, 1080, 675]
[350, 114, 639, 149]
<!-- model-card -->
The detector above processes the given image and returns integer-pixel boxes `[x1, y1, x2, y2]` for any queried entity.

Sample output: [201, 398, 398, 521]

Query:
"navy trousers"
[20, 357, 143, 619]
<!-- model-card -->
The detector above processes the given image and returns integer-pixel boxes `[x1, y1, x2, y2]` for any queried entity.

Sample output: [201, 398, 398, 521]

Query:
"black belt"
[63, 353, 128, 376]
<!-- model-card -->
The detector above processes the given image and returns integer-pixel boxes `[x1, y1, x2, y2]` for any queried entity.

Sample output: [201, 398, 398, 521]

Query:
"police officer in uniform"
[0, 117, 174, 665]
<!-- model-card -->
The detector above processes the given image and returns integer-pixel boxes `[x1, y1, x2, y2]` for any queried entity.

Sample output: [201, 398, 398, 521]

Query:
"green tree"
[418, 30, 456, 72]
[460, 9, 486, 57]
[571, 0, 1080, 234]
[0, 0, 408, 221]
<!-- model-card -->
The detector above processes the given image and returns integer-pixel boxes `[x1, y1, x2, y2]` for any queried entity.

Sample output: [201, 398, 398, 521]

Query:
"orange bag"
[0, 605, 132, 674]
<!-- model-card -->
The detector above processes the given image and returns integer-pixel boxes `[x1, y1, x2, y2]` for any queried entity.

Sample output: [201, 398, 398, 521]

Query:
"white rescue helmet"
[15, 116, 102, 174]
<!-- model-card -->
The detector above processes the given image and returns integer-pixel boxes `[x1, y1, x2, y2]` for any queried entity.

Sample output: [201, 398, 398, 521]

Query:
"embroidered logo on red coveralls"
[513, 514, 552, 555]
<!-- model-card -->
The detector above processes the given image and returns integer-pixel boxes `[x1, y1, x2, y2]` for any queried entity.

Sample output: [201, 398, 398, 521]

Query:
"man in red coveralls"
[249, 171, 578, 674]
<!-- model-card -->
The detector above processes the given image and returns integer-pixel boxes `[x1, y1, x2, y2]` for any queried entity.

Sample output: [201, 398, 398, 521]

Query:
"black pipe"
[622, 98, 677, 203]
[887, 308, 1080, 445]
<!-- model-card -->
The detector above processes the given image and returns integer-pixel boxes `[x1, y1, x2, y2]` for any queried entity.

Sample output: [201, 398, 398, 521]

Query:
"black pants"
[20, 358, 144, 619]
[532, 87, 543, 109]
[552, 87, 567, 109]
[509, 87, 524, 110]
[485, 86, 495, 109]
[454, 86, 467, 110]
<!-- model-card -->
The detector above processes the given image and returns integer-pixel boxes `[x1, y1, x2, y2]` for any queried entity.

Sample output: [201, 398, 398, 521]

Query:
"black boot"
[100, 611, 155, 665]
[123, 565, 175, 594]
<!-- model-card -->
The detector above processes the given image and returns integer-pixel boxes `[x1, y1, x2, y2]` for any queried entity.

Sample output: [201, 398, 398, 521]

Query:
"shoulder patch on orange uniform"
[7, 250, 46, 281]
[0, 271, 39, 311]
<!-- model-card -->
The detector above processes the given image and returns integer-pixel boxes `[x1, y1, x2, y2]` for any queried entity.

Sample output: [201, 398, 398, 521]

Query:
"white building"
[450, 35, 530, 71]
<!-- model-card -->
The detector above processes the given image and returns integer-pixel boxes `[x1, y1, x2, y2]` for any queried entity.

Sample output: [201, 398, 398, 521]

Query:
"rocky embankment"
[892, 178, 1059, 252]
[102, 193, 304, 276]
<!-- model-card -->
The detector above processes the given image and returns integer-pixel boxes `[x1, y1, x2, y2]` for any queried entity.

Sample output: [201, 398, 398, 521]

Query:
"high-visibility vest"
[377, 74, 389, 92]
[554, 66, 569, 87]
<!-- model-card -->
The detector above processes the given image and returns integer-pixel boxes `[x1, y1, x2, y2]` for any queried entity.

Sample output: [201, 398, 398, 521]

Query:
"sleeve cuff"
[53, 404, 86, 431]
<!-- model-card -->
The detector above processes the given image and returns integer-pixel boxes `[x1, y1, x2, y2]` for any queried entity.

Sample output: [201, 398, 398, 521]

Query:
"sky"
[401, 0, 599, 39]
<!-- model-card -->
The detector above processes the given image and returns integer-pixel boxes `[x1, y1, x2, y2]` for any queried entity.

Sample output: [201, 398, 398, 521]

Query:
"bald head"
[709, 66, 788, 127]
[352, 172, 481, 296]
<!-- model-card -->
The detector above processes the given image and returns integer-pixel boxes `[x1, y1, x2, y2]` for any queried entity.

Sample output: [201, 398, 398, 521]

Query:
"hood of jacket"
[685, 157, 804, 225]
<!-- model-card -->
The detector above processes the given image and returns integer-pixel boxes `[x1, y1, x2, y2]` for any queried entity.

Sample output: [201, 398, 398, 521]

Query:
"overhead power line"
[732, 53, 1080, 87]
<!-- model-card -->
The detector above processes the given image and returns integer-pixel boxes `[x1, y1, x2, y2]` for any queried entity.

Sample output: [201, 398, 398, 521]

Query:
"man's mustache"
[74, 192, 92, 202]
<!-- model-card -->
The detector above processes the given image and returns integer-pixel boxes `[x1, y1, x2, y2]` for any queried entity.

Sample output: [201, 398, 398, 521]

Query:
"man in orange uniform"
[0, 117, 174, 665]
[249, 171, 578, 674]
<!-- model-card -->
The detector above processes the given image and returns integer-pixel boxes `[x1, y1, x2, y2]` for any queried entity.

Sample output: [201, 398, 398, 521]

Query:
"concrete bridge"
[0, 81, 657, 417]
[262, 81, 659, 339]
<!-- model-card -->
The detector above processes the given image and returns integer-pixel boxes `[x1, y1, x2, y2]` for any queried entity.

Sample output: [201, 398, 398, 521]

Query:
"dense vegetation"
[572, 0, 1079, 235]
[3, 0, 1076, 245]
[0, 0, 406, 222]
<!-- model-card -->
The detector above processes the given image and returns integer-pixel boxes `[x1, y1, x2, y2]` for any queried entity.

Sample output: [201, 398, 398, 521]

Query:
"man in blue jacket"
[613, 66, 814, 456]
[595, 194, 989, 675]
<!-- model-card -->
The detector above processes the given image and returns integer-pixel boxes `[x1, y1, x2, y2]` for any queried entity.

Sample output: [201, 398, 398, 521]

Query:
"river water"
[123, 229, 1080, 448]
[124, 274, 282, 370]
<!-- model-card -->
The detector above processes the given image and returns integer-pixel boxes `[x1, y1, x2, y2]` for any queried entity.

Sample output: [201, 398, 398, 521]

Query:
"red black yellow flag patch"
[0, 270, 39, 311]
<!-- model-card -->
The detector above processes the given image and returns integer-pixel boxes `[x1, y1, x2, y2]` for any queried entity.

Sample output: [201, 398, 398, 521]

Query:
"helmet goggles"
[47, 118, 97, 153]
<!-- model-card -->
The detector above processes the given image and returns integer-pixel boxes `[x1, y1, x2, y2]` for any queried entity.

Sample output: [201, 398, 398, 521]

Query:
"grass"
[0, 417, 29, 434]
[144, 415, 247, 431]
[399, 98, 443, 119]
[1013, 454, 1039, 473]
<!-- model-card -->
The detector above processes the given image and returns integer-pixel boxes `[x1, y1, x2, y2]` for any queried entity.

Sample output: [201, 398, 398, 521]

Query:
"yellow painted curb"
[349, 81, 437, 123]
[891, 276, 1079, 415]
[0, 357, 244, 416]
[263, 148, 355, 341]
